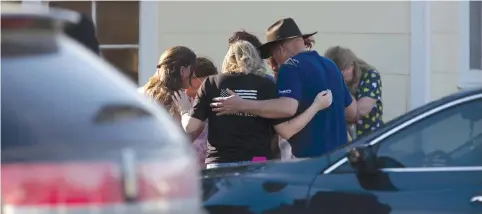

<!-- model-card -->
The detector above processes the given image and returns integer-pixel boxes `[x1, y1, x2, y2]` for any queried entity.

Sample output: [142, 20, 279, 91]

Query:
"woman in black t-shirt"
[173, 41, 332, 169]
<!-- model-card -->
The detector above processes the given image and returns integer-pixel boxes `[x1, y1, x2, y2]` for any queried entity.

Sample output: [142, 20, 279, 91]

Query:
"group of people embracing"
[141, 17, 384, 169]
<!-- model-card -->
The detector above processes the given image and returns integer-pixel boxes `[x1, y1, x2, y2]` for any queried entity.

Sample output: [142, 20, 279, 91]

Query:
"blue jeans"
[206, 161, 252, 169]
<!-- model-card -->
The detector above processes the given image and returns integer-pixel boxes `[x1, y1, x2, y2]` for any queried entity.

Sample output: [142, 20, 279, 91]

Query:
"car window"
[375, 98, 482, 168]
[330, 97, 482, 173]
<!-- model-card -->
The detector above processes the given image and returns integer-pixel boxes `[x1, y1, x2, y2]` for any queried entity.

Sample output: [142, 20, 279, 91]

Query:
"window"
[375, 98, 482, 168]
[470, 1, 482, 70]
[461, 1, 482, 89]
[48, 1, 139, 83]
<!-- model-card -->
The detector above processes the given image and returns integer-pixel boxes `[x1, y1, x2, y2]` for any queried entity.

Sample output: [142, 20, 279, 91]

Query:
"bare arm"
[274, 104, 319, 139]
[357, 97, 377, 117]
[181, 114, 204, 141]
[346, 97, 376, 123]
[346, 97, 358, 123]
[176, 77, 212, 141]
[190, 122, 206, 142]
[241, 97, 298, 119]
[350, 70, 382, 122]
[271, 134, 281, 159]
[273, 90, 332, 139]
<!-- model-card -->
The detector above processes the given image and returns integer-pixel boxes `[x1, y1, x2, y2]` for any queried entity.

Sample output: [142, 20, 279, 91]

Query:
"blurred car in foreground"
[1, 4, 202, 214]
[202, 88, 482, 214]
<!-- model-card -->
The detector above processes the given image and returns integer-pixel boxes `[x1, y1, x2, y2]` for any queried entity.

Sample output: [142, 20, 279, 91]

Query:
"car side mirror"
[347, 145, 379, 174]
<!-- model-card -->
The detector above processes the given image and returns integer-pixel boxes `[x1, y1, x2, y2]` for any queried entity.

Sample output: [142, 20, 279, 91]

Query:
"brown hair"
[143, 46, 196, 115]
[194, 57, 218, 78]
[228, 30, 262, 48]
[303, 36, 315, 49]
[267, 36, 316, 73]
[324, 46, 376, 94]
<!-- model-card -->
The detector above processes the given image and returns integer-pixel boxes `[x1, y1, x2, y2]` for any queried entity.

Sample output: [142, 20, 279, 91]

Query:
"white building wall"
[142, 1, 463, 121]
[139, 1, 160, 86]
[430, 1, 461, 100]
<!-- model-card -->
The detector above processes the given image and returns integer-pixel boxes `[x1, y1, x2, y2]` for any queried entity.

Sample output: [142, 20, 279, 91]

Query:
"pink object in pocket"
[252, 157, 267, 162]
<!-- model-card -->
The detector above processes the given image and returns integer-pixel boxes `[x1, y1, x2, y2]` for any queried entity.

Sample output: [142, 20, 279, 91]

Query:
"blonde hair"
[222, 40, 266, 76]
[324, 46, 376, 95]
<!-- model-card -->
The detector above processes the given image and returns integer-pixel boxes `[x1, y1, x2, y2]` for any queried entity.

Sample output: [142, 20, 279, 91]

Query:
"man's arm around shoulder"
[241, 97, 298, 119]
[243, 63, 302, 119]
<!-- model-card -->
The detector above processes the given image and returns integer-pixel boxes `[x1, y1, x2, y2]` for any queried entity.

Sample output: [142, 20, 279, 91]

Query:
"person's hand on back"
[211, 89, 244, 115]
[313, 90, 332, 111]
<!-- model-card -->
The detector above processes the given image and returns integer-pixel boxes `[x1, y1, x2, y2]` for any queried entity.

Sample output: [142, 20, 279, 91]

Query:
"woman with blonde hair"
[173, 41, 333, 169]
[324, 46, 383, 138]
[142, 46, 196, 122]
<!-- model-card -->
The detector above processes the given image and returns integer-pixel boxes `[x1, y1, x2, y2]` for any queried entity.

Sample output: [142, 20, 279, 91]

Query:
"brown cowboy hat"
[258, 17, 317, 59]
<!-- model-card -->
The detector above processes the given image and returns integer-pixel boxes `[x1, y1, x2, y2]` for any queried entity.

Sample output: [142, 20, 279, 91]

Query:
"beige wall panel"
[430, 1, 460, 34]
[430, 73, 460, 101]
[158, 1, 409, 35]
[313, 34, 410, 75]
[158, 33, 238, 70]
[429, 1, 461, 100]
[378, 74, 409, 121]
[431, 34, 460, 74]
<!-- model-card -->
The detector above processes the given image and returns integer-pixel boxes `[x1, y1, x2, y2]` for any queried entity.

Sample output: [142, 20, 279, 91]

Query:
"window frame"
[324, 93, 482, 174]
[20, 0, 153, 86]
[91, 1, 140, 49]
[459, 1, 482, 89]
[86, 1, 140, 83]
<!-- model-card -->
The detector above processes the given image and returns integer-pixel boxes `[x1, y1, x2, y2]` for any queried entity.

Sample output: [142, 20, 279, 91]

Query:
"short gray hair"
[222, 40, 266, 76]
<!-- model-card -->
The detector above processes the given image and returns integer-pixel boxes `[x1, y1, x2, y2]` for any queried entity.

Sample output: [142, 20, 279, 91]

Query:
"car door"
[308, 94, 482, 214]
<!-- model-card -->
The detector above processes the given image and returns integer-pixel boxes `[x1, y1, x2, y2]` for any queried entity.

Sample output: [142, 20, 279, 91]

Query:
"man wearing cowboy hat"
[211, 18, 358, 158]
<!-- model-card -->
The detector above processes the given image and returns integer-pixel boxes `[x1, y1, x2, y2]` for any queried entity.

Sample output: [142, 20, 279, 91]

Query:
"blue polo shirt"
[277, 51, 352, 158]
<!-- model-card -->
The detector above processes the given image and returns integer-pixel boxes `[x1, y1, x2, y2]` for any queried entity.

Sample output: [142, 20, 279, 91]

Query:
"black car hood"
[201, 157, 332, 205]
[202, 156, 331, 179]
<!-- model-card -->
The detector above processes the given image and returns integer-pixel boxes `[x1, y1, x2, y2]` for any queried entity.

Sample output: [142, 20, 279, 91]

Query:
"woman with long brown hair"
[143, 46, 196, 122]
[324, 46, 383, 138]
